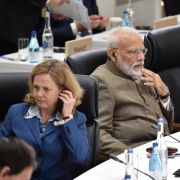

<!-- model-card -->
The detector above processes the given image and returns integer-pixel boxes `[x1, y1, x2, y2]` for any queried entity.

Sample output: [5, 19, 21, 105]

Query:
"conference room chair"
[144, 25, 180, 132]
[0, 72, 100, 178]
[65, 48, 107, 75]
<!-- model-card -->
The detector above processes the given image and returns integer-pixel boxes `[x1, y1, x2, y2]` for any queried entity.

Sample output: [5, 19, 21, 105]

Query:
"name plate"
[65, 36, 92, 56]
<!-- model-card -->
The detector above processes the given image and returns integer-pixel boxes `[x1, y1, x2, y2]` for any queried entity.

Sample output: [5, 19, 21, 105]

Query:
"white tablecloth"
[0, 52, 65, 73]
[74, 132, 180, 180]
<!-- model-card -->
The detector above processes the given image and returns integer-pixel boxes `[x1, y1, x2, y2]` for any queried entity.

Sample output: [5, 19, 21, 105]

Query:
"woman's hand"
[59, 90, 75, 117]
[141, 68, 169, 96]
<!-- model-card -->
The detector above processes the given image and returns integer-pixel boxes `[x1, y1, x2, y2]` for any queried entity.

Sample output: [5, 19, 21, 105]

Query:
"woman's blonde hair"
[24, 59, 83, 109]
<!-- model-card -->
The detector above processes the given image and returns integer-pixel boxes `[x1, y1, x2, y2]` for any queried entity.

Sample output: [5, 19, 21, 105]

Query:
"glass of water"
[18, 38, 29, 61]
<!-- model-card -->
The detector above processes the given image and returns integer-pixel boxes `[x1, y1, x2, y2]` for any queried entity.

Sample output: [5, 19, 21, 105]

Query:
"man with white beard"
[91, 27, 174, 161]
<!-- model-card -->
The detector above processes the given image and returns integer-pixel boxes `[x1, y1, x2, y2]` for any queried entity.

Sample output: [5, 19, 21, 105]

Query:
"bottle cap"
[31, 30, 36, 36]
[125, 174, 131, 179]
[153, 142, 158, 147]
[128, 148, 133, 153]
[158, 117, 164, 123]
[46, 11, 50, 17]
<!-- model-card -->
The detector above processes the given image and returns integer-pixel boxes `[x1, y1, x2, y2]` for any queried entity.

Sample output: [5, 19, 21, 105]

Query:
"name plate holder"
[65, 36, 92, 56]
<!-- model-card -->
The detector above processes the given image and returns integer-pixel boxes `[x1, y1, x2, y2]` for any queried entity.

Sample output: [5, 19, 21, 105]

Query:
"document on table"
[48, 0, 91, 30]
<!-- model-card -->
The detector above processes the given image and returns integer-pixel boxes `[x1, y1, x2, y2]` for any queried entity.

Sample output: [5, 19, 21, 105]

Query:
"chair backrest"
[144, 25, 180, 129]
[0, 72, 99, 177]
[65, 48, 107, 75]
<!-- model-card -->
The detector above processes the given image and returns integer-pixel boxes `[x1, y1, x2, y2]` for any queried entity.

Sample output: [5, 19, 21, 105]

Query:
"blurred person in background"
[0, 0, 68, 55]
[50, 0, 109, 47]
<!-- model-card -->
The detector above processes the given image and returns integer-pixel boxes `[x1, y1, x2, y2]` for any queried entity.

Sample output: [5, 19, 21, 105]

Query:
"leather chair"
[0, 72, 99, 178]
[65, 48, 107, 75]
[144, 25, 180, 131]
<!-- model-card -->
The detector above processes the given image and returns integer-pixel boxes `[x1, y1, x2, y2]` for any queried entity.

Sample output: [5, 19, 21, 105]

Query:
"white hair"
[107, 27, 141, 49]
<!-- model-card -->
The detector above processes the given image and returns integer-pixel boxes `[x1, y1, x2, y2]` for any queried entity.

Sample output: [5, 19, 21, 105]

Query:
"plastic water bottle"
[124, 174, 131, 180]
[156, 117, 168, 180]
[121, 10, 130, 27]
[127, 0, 135, 27]
[29, 30, 40, 63]
[124, 148, 137, 180]
[42, 10, 53, 59]
[149, 142, 162, 180]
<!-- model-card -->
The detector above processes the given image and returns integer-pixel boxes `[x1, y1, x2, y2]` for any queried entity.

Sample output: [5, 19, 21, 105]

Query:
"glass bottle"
[149, 142, 162, 180]
[42, 10, 53, 59]
[156, 117, 168, 180]
[124, 148, 137, 180]
[29, 30, 40, 63]
[127, 0, 135, 27]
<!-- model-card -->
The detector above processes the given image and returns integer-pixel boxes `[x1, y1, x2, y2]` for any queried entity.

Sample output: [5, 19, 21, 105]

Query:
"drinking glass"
[18, 38, 29, 61]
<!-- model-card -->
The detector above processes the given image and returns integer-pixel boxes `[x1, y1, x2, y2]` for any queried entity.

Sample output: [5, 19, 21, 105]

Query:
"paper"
[48, 0, 91, 30]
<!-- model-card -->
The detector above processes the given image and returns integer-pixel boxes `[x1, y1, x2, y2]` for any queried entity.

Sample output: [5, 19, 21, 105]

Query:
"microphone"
[151, 124, 180, 143]
[109, 154, 155, 180]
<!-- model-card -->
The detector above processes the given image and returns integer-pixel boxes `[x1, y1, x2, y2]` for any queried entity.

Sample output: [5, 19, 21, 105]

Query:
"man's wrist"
[159, 92, 170, 100]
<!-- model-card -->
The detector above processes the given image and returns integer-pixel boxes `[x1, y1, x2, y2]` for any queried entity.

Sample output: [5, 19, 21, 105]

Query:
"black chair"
[65, 48, 107, 75]
[0, 72, 99, 178]
[144, 25, 180, 131]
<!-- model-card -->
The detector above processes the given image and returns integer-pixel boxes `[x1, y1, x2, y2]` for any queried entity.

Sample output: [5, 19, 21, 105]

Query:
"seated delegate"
[91, 27, 174, 161]
[0, 60, 90, 180]
[50, 0, 109, 47]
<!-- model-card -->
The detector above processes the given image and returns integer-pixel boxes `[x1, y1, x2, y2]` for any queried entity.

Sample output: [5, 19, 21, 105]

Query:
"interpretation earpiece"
[112, 52, 116, 58]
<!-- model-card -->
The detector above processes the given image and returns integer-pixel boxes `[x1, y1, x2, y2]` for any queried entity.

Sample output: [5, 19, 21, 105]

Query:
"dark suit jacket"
[0, 103, 90, 180]
[51, 0, 104, 47]
[0, 0, 46, 55]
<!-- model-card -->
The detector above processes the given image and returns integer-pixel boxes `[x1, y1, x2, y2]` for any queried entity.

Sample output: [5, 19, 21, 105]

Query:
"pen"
[175, 153, 180, 156]
[0, 56, 15, 61]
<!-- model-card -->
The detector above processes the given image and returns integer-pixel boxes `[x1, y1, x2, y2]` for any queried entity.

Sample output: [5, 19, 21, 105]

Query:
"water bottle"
[42, 10, 53, 59]
[127, 0, 135, 27]
[29, 30, 40, 63]
[149, 142, 162, 180]
[124, 148, 137, 180]
[124, 174, 131, 180]
[121, 10, 130, 27]
[156, 117, 168, 180]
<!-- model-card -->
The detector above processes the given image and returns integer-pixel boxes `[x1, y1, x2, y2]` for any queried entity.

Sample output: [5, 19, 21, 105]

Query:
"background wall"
[96, 0, 162, 28]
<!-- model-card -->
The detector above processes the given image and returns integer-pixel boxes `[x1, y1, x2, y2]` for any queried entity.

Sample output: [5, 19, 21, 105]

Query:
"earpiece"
[112, 52, 116, 58]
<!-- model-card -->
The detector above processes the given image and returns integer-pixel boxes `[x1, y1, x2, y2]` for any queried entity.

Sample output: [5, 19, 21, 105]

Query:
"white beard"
[116, 55, 144, 81]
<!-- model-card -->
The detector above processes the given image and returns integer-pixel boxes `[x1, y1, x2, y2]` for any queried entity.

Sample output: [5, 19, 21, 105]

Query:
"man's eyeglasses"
[113, 48, 148, 57]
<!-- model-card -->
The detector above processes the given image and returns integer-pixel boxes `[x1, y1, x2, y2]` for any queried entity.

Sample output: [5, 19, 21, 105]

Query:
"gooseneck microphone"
[109, 154, 155, 180]
[151, 124, 180, 143]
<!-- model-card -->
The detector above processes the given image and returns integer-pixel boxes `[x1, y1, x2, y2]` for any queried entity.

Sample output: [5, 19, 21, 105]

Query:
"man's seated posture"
[91, 27, 174, 161]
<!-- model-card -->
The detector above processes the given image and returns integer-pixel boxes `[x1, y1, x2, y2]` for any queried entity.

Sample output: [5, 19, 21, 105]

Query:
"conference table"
[74, 132, 180, 180]
[0, 52, 65, 73]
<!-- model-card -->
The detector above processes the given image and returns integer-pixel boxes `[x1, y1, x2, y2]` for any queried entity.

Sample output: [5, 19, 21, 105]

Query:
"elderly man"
[91, 27, 174, 161]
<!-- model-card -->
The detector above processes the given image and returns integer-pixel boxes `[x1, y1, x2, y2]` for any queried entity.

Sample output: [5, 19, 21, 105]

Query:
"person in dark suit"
[163, 0, 180, 16]
[0, 137, 37, 180]
[0, 0, 68, 55]
[51, 0, 109, 47]
[0, 60, 90, 180]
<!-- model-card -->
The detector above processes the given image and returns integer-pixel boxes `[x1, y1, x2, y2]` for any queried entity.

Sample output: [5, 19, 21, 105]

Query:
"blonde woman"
[0, 60, 90, 180]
